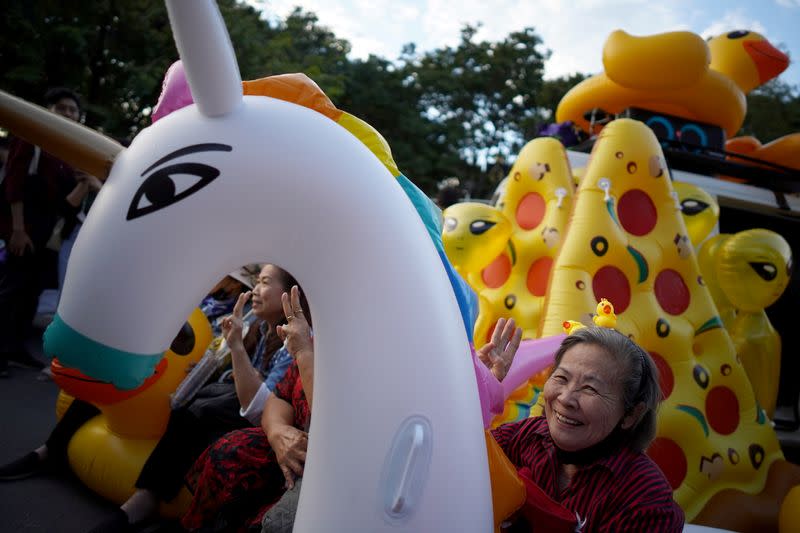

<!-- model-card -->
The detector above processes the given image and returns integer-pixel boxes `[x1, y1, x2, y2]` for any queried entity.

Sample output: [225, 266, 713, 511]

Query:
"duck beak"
[744, 40, 790, 84]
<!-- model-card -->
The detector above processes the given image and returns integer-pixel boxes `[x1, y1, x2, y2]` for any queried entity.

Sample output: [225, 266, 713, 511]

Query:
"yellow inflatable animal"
[710, 229, 792, 418]
[697, 234, 737, 329]
[539, 118, 800, 531]
[557, 30, 789, 137]
[726, 134, 800, 172]
[672, 181, 720, 247]
[52, 308, 212, 516]
[442, 202, 513, 284]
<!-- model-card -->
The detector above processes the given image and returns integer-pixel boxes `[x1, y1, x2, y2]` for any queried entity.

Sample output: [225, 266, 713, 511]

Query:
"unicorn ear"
[165, 0, 242, 117]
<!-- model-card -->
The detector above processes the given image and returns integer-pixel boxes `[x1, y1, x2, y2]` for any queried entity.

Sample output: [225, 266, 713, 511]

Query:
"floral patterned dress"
[181, 361, 310, 532]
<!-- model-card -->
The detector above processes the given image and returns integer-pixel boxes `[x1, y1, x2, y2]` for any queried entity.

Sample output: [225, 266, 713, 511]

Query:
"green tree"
[739, 79, 800, 142]
[253, 8, 351, 101]
[537, 74, 588, 127]
[0, 2, 351, 139]
[335, 55, 439, 191]
[399, 24, 551, 196]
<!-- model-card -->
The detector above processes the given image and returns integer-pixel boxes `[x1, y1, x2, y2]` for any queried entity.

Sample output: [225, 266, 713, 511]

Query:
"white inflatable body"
[42, 0, 492, 530]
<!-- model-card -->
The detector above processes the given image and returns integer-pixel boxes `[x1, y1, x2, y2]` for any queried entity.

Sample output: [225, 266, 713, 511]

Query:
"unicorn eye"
[749, 262, 777, 281]
[443, 217, 458, 232]
[470, 220, 497, 235]
[127, 162, 220, 220]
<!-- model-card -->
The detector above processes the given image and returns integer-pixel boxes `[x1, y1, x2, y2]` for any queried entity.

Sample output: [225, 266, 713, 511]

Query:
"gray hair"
[552, 327, 662, 452]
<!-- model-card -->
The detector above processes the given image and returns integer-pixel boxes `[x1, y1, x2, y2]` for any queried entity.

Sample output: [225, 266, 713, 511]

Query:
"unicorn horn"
[165, 0, 243, 117]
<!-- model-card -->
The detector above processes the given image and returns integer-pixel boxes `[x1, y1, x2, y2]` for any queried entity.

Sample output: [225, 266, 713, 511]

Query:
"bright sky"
[252, 0, 800, 88]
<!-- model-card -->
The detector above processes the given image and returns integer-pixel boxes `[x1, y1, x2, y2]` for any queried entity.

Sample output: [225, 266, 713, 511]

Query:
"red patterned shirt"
[274, 360, 310, 431]
[491, 416, 684, 532]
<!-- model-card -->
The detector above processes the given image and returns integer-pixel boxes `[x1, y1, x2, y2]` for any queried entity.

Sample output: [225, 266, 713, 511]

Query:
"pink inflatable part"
[472, 334, 566, 428]
[501, 334, 565, 398]
[151, 60, 194, 123]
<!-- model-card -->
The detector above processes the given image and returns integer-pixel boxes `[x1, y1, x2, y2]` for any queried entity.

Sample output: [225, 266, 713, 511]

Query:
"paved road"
[0, 334, 113, 533]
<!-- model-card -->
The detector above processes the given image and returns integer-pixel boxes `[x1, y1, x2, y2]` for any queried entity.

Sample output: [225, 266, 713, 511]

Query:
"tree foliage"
[2, 1, 797, 197]
[740, 80, 800, 143]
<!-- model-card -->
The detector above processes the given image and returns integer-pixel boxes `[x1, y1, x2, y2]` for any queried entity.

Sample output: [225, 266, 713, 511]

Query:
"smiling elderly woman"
[492, 327, 684, 532]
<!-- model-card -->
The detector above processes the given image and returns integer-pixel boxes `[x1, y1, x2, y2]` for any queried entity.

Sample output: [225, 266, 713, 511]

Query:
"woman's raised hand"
[276, 286, 313, 361]
[476, 317, 523, 382]
[220, 290, 251, 352]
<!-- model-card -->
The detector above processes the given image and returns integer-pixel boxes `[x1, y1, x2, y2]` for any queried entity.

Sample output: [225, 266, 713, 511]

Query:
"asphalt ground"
[0, 333, 114, 533]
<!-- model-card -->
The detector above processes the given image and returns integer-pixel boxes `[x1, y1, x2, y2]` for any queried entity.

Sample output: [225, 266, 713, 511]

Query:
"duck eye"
[443, 217, 458, 232]
[170, 322, 196, 356]
[470, 220, 497, 235]
[749, 262, 777, 281]
[727, 30, 749, 39]
[680, 199, 709, 216]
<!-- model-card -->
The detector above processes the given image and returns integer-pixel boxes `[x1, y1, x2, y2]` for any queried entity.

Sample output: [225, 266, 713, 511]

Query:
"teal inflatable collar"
[43, 314, 163, 390]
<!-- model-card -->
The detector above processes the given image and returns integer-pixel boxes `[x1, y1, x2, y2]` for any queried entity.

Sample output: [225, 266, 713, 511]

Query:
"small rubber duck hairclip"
[562, 298, 618, 334]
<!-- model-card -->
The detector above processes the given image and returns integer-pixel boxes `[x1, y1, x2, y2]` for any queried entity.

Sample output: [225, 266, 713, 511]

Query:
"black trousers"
[47, 382, 249, 502]
[46, 398, 101, 468]
[136, 382, 249, 501]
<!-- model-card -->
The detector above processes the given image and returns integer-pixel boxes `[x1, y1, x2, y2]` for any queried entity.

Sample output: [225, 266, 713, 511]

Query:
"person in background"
[0, 87, 93, 377]
[435, 177, 465, 209]
[0, 137, 10, 183]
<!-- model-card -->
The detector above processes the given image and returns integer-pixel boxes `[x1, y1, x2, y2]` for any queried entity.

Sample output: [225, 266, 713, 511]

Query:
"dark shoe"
[7, 350, 46, 370]
[0, 452, 43, 480]
[87, 508, 159, 533]
[87, 508, 134, 533]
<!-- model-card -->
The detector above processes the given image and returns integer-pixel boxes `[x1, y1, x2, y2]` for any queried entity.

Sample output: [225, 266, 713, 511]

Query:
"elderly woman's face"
[543, 343, 627, 452]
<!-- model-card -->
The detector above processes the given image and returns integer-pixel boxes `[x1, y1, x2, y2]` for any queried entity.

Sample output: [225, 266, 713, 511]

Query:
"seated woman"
[0, 264, 305, 533]
[492, 326, 684, 532]
[179, 294, 522, 533]
[180, 285, 314, 532]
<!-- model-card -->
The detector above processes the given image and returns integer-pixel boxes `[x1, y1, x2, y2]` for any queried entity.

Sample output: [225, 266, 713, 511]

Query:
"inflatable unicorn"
[0, 1, 494, 530]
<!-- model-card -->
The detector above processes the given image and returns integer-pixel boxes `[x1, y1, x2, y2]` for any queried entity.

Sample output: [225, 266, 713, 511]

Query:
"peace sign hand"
[221, 290, 251, 352]
[276, 286, 313, 362]
[476, 317, 522, 382]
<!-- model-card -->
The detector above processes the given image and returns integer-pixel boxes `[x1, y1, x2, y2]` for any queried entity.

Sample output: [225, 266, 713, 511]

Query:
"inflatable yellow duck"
[708, 229, 792, 418]
[539, 117, 800, 531]
[557, 29, 789, 138]
[52, 308, 212, 516]
[725, 133, 800, 173]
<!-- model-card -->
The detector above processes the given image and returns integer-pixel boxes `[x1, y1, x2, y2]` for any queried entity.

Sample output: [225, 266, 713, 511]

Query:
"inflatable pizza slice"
[473, 138, 574, 424]
[475, 137, 574, 344]
[539, 118, 800, 531]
